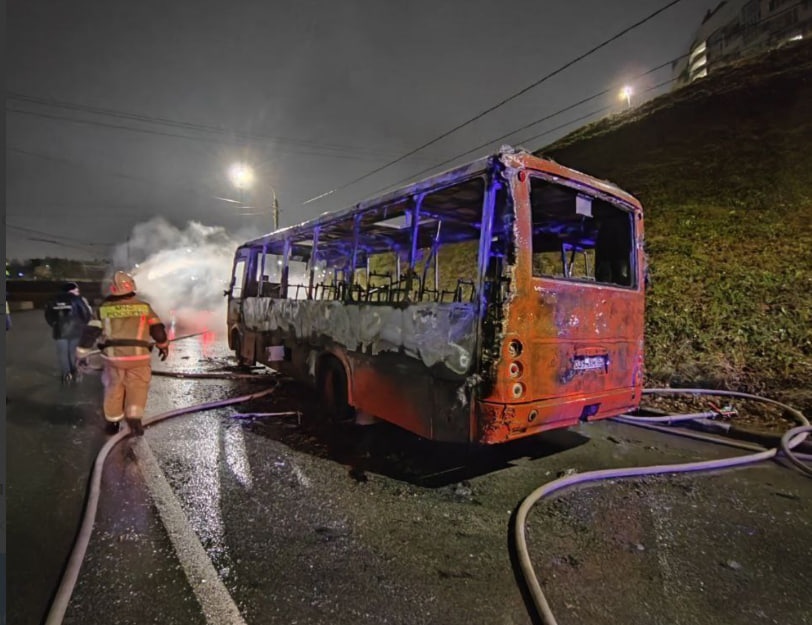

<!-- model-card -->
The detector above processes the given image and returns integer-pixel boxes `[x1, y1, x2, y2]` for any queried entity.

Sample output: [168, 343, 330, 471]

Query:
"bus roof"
[505, 150, 642, 211]
[241, 146, 641, 252]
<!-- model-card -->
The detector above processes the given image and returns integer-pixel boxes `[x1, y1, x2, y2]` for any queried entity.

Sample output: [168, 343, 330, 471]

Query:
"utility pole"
[272, 192, 280, 230]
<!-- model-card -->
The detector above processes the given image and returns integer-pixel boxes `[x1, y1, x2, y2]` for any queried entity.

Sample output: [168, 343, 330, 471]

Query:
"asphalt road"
[6, 309, 812, 625]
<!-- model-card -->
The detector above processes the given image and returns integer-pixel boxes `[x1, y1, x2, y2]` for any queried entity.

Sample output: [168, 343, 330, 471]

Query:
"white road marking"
[291, 462, 311, 487]
[224, 426, 254, 489]
[132, 438, 248, 625]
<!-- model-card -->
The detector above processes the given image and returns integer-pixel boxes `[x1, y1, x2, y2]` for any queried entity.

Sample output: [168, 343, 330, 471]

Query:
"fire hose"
[76, 331, 207, 371]
[514, 388, 811, 625]
[43, 375, 810, 625]
[43, 369, 280, 625]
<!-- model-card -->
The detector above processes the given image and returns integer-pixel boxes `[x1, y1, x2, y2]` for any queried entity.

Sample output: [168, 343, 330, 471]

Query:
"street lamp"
[619, 85, 633, 109]
[227, 162, 280, 230]
[228, 162, 254, 199]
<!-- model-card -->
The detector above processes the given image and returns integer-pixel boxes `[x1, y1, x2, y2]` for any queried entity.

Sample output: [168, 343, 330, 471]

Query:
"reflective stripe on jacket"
[99, 295, 165, 362]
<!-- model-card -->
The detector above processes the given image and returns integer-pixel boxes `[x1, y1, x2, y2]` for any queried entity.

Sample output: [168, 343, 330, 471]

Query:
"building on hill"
[673, 0, 812, 86]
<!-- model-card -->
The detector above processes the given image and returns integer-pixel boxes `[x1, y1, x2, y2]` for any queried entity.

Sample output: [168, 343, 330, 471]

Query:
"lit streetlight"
[228, 162, 254, 193]
[619, 85, 633, 109]
[227, 162, 280, 230]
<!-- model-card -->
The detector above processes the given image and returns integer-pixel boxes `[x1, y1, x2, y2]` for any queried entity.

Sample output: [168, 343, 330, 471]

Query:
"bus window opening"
[531, 178, 634, 287]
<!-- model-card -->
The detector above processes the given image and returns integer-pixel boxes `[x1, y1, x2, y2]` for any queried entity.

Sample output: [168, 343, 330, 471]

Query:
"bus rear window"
[530, 178, 634, 287]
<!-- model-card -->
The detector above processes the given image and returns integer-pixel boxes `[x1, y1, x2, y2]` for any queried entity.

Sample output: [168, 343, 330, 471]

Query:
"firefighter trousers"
[102, 359, 152, 421]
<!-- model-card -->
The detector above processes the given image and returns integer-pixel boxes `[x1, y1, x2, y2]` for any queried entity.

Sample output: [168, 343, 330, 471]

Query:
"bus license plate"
[573, 355, 607, 371]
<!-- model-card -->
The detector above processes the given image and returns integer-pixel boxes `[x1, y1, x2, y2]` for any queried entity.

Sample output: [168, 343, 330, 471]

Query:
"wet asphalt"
[6, 309, 812, 625]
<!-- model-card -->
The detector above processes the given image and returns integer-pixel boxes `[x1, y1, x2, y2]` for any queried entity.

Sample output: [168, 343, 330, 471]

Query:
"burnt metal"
[226, 147, 645, 444]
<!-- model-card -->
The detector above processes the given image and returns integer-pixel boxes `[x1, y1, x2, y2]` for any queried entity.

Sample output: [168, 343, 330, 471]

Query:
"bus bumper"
[476, 387, 641, 444]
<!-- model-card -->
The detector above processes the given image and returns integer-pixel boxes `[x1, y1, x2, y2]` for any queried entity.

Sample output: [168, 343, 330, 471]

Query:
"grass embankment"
[538, 40, 812, 412]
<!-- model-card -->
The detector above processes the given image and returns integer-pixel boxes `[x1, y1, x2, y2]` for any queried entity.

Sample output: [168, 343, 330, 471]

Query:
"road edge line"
[132, 437, 248, 625]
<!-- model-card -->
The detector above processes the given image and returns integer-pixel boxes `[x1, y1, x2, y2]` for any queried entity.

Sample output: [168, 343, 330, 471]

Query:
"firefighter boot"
[126, 418, 144, 436]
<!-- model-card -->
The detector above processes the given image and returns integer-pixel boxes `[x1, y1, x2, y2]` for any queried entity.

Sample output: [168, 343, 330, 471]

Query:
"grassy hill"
[537, 39, 812, 411]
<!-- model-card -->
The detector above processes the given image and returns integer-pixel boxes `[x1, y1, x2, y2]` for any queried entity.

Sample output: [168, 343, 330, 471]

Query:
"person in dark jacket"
[76, 271, 169, 435]
[45, 282, 94, 383]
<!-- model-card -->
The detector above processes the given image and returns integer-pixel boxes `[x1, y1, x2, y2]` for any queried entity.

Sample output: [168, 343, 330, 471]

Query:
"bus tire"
[318, 357, 354, 423]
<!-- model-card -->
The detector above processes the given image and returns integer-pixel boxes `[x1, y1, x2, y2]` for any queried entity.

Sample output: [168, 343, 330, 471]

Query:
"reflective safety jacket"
[96, 293, 168, 362]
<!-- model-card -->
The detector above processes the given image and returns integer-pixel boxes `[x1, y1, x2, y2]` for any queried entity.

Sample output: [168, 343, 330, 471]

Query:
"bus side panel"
[243, 297, 477, 441]
[428, 378, 473, 443]
[349, 352, 471, 443]
[251, 324, 473, 443]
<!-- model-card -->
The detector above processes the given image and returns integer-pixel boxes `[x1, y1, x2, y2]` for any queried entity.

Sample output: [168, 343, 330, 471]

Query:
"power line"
[374, 76, 677, 201]
[7, 106, 233, 145]
[361, 106, 610, 202]
[9, 91, 412, 159]
[8, 105, 417, 164]
[6, 225, 114, 254]
[23, 237, 106, 254]
[7, 146, 228, 202]
[518, 76, 677, 146]
[368, 55, 686, 197]
[301, 0, 687, 205]
[518, 106, 613, 146]
[7, 92, 421, 163]
[7, 224, 114, 247]
[9, 144, 284, 221]
[9, 146, 172, 185]
[348, 0, 807, 200]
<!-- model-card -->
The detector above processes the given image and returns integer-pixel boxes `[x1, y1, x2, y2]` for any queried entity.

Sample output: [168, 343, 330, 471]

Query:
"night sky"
[7, 0, 714, 261]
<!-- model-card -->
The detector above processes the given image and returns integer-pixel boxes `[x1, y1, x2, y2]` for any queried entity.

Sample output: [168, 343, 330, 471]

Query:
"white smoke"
[110, 217, 257, 337]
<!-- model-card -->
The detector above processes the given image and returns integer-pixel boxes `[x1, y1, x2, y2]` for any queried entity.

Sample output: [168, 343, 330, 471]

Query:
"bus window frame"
[249, 175, 493, 307]
[525, 172, 641, 290]
[229, 249, 250, 298]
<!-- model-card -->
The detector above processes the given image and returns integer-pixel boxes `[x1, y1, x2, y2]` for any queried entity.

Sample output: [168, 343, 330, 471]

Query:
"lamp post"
[619, 85, 633, 110]
[227, 162, 280, 230]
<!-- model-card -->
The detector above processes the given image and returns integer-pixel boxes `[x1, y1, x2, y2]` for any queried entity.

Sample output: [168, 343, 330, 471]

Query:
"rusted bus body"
[226, 147, 645, 444]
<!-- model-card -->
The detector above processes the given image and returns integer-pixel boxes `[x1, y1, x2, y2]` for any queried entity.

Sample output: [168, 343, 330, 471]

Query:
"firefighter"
[77, 271, 169, 435]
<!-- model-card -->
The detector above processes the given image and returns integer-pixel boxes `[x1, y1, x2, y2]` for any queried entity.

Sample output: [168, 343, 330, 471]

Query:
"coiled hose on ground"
[44, 370, 279, 625]
[45, 379, 811, 625]
[514, 388, 812, 625]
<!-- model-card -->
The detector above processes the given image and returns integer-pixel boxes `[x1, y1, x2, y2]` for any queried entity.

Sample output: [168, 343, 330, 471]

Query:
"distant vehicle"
[226, 147, 645, 444]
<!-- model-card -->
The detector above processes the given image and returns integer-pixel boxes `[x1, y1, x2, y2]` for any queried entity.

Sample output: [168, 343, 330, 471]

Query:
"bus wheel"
[318, 358, 354, 423]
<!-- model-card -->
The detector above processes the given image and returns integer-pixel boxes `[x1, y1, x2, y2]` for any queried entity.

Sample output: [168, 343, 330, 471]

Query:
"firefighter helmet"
[110, 271, 137, 294]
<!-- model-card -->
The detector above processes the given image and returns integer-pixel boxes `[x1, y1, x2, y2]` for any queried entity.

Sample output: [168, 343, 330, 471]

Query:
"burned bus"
[226, 147, 645, 444]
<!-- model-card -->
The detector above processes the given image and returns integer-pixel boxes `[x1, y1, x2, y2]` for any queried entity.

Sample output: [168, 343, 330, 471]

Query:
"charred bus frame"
[226, 147, 645, 443]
